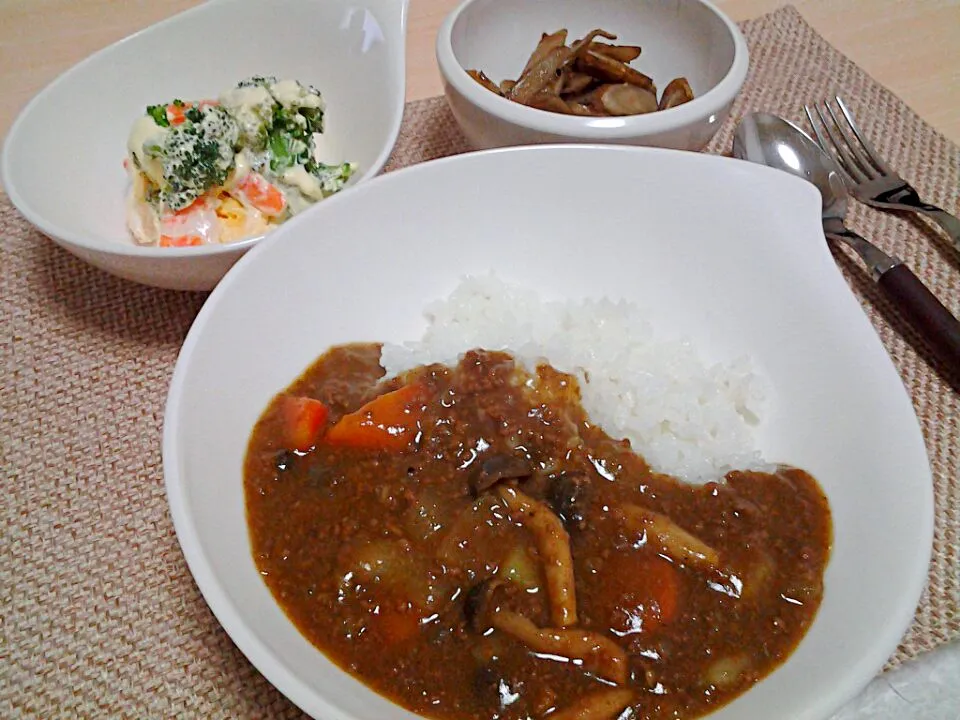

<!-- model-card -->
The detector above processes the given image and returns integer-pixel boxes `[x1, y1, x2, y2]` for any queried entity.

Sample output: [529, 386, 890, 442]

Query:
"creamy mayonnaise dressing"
[281, 165, 325, 200]
[126, 115, 168, 185]
[271, 79, 325, 111]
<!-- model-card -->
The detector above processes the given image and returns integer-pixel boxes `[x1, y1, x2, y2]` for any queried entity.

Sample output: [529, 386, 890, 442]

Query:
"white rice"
[381, 274, 769, 483]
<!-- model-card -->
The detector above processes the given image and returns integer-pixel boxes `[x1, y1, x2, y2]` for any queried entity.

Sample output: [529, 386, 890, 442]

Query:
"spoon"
[733, 112, 960, 376]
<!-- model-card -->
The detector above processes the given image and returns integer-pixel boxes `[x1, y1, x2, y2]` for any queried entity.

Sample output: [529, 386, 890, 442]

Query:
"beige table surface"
[1, 0, 959, 146]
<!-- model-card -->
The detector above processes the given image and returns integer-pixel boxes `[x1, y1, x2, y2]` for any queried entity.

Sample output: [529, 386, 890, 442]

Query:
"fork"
[804, 96, 960, 253]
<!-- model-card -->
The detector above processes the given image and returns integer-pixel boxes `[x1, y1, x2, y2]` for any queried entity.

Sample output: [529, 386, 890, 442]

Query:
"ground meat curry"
[244, 344, 832, 719]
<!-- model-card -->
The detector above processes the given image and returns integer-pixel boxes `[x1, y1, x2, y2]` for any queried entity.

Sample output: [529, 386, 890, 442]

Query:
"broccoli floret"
[267, 105, 317, 173]
[220, 81, 276, 152]
[268, 79, 325, 134]
[229, 76, 327, 169]
[268, 129, 310, 174]
[305, 160, 356, 196]
[146, 104, 169, 127]
[297, 105, 324, 135]
[157, 105, 239, 211]
[227, 76, 350, 198]
[237, 75, 278, 89]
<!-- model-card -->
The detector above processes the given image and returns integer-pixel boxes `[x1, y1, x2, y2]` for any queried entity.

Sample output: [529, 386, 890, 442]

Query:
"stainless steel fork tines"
[804, 96, 960, 251]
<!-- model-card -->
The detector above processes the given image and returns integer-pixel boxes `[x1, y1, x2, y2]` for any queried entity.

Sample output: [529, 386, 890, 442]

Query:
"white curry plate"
[163, 145, 933, 719]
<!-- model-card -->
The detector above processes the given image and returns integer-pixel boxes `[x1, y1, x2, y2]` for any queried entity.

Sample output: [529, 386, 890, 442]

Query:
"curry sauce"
[245, 344, 831, 719]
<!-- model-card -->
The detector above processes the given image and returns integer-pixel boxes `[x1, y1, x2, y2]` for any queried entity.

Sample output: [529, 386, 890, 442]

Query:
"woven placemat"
[2, 6, 958, 718]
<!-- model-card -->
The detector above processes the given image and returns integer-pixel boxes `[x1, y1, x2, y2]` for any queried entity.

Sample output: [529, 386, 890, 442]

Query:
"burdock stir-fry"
[467, 29, 695, 117]
[245, 344, 831, 719]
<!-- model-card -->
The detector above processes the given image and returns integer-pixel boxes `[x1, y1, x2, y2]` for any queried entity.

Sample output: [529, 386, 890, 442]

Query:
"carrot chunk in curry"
[245, 344, 832, 719]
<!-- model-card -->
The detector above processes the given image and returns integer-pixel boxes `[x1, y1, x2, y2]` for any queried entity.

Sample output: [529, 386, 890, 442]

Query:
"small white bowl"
[165, 145, 931, 720]
[1, 0, 408, 291]
[436, 0, 748, 151]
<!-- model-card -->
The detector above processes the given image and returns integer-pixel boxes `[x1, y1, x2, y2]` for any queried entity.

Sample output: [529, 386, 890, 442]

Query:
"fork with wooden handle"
[805, 96, 960, 253]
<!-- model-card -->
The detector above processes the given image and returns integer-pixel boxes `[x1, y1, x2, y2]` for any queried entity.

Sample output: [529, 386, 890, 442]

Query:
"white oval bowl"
[164, 145, 932, 720]
[436, 0, 749, 151]
[1, 0, 408, 291]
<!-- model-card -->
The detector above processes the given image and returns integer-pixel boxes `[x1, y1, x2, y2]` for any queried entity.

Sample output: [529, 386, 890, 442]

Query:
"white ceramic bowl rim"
[0, 0, 408, 261]
[436, 0, 749, 139]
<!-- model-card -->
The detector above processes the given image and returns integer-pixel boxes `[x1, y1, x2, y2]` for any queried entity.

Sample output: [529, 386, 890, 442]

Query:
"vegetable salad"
[125, 76, 355, 247]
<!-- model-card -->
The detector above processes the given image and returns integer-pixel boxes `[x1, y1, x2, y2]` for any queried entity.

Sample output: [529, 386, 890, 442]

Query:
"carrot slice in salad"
[166, 103, 189, 126]
[235, 172, 287, 217]
[159, 234, 203, 247]
[159, 196, 218, 246]
[164, 100, 219, 126]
